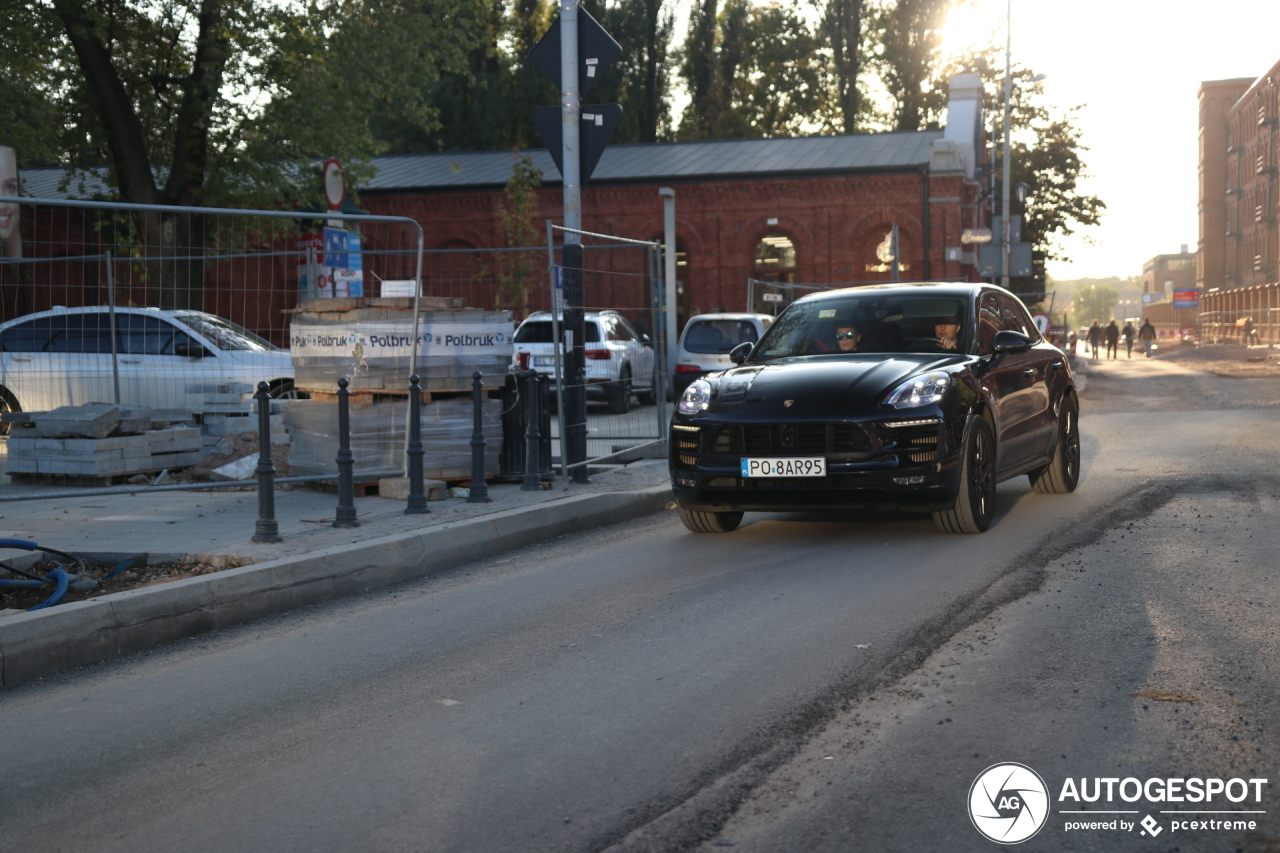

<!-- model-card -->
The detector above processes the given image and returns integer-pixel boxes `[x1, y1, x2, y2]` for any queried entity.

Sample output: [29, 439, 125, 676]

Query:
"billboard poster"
[298, 228, 364, 298]
[1173, 289, 1200, 309]
[0, 145, 20, 260]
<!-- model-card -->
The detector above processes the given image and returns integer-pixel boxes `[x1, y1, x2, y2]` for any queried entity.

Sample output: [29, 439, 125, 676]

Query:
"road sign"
[533, 104, 622, 183]
[323, 158, 345, 210]
[1032, 312, 1051, 335]
[1173, 289, 1200, 308]
[762, 293, 783, 303]
[529, 7, 621, 98]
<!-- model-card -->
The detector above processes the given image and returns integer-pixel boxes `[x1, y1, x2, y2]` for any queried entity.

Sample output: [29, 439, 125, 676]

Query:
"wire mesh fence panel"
[533, 227, 667, 476]
[0, 197, 552, 493]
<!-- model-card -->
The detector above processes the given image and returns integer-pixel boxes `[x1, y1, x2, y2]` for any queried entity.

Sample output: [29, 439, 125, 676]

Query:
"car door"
[0, 316, 68, 411]
[975, 293, 1026, 470]
[114, 312, 204, 410]
[613, 315, 654, 389]
[993, 293, 1054, 471]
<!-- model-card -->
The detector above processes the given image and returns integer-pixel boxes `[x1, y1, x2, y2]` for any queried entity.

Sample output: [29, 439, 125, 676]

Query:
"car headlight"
[885, 371, 950, 408]
[678, 379, 713, 415]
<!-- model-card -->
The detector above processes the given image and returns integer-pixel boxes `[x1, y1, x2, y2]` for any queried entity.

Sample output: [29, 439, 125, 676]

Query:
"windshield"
[682, 320, 761, 354]
[176, 312, 276, 352]
[514, 320, 600, 343]
[751, 293, 970, 359]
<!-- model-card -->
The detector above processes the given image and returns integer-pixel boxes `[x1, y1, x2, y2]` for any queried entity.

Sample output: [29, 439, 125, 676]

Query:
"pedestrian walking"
[1243, 316, 1256, 347]
[1105, 320, 1119, 359]
[1122, 320, 1135, 357]
[1088, 320, 1103, 360]
[1139, 318, 1157, 357]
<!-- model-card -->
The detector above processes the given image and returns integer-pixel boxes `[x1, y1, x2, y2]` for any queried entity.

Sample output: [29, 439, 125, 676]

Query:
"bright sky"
[672, 0, 1278, 282]
[944, 0, 1278, 281]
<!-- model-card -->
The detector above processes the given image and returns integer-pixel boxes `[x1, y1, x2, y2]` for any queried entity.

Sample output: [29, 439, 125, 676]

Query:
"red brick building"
[1198, 62, 1280, 293]
[360, 74, 987, 325]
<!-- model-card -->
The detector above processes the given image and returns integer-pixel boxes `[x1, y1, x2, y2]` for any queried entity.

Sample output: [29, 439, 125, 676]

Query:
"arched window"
[652, 236, 690, 335]
[754, 233, 797, 283]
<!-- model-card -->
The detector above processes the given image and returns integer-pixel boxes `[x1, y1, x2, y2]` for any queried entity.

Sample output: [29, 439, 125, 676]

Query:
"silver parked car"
[512, 310, 656, 413]
[0, 306, 301, 420]
[673, 313, 773, 396]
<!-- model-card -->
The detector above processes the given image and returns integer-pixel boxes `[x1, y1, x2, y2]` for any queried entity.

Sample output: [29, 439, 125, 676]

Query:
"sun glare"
[939, 3, 1001, 62]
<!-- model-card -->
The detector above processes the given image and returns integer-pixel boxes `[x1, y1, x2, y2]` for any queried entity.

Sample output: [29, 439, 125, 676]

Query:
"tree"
[582, 0, 674, 143]
[491, 152, 543, 317]
[820, 0, 869, 134]
[1073, 282, 1118, 327]
[875, 0, 952, 131]
[676, 0, 825, 140]
[3, 0, 479, 306]
[940, 49, 1105, 265]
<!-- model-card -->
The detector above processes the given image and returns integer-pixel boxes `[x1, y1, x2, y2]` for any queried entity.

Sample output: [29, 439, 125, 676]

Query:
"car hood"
[703, 354, 966, 418]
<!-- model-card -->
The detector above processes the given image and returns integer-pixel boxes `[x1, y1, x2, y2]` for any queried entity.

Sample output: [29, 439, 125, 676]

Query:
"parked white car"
[0, 306, 301, 420]
[512, 310, 656, 413]
[673, 313, 774, 396]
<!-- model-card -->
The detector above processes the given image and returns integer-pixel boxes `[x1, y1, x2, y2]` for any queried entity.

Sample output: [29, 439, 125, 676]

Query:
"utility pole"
[659, 188, 677, 397]
[559, 0, 588, 482]
[1000, 0, 1013, 290]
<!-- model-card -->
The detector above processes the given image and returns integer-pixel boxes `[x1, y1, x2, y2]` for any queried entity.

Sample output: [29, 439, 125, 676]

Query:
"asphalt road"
[2, 354, 1278, 853]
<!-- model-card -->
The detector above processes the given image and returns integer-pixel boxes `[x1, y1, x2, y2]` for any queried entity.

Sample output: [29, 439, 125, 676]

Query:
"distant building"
[1197, 62, 1280, 293]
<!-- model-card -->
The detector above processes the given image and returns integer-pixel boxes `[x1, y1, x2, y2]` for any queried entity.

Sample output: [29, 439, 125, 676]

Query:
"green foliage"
[1072, 282, 1120, 327]
[491, 152, 543, 311]
[941, 48, 1106, 263]
[2, 0, 482, 208]
[675, 0, 825, 140]
[873, 0, 951, 131]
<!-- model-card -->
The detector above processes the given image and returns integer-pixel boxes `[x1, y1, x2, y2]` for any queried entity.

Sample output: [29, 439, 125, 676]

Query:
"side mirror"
[729, 341, 754, 365]
[175, 342, 212, 358]
[641, 333, 652, 347]
[992, 330, 1031, 354]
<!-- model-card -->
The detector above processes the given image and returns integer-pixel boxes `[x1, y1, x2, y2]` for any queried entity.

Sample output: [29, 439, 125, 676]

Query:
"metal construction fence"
[0, 196, 679, 499]
[538, 225, 668, 482]
[1197, 282, 1280, 346]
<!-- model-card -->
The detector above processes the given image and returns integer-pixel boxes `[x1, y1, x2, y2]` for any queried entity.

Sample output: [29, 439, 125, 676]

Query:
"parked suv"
[0, 306, 300, 419]
[673, 313, 773, 396]
[512, 311, 656, 413]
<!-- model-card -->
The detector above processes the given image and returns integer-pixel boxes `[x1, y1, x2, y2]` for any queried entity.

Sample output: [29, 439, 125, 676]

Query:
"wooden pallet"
[301, 386, 501, 406]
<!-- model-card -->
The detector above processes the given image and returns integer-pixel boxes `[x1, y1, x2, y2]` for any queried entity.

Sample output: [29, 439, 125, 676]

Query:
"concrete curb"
[0, 484, 673, 687]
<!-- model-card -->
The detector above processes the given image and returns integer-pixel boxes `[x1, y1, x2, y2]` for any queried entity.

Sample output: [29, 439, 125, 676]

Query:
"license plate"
[534, 356, 556, 366]
[740, 457, 827, 477]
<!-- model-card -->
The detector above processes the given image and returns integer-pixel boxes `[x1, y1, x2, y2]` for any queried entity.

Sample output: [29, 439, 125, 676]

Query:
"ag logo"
[968, 763, 1049, 844]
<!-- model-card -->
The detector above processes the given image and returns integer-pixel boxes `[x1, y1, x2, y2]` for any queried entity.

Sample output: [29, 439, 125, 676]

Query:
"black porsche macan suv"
[668, 282, 1080, 534]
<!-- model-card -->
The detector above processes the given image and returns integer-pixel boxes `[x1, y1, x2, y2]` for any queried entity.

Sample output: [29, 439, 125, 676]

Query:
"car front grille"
[707, 423, 873, 459]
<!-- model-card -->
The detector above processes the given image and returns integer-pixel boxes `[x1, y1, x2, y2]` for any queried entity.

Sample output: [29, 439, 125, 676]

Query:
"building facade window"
[754, 233, 797, 283]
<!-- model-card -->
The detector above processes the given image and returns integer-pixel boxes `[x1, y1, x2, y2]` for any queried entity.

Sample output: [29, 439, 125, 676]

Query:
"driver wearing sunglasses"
[834, 325, 862, 352]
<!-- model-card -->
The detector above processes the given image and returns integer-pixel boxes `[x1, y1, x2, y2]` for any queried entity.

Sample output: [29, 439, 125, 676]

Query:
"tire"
[606, 366, 633, 414]
[1029, 396, 1080, 494]
[0, 386, 19, 437]
[636, 384, 657, 406]
[678, 506, 744, 533]
[933, 417, 996, 534]
[268, 379, 311, 400]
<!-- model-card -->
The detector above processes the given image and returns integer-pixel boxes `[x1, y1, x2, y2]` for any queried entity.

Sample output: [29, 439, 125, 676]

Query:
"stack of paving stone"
[5, 404, 201, 482]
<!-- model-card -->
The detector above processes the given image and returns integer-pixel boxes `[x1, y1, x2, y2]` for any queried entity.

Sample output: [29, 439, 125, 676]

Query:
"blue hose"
[24, 569, 69, 611]
[0, 578, 47, 589]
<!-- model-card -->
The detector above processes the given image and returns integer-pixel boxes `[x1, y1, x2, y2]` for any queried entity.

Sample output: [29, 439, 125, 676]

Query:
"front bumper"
[668, 414, 965, 512]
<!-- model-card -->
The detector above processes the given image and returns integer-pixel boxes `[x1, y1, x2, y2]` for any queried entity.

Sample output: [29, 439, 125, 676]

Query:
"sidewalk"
[0, 459, 674, 686]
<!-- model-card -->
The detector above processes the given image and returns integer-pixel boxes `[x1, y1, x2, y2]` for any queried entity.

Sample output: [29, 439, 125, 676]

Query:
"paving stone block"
[32, 404, 122, 439]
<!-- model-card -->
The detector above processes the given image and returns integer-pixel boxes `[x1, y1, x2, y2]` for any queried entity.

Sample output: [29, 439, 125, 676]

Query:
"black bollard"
[467, 372, 492, 503]
[571, 367, 590, 484]
[333, 378, 360, 528]
[522, 370, 542, 491]
[251, 381, 282, 543]
[404, 374, 429, 514]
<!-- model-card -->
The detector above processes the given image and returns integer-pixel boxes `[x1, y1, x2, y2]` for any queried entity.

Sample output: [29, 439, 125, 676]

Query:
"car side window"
[117, 315, 188, 355]
[996, 294, 1041, 342]
[46, 314, 114, 354]
[2, 317, 56, 352]
[976, 294, 1001, 355]
[612, 318, 637, 342]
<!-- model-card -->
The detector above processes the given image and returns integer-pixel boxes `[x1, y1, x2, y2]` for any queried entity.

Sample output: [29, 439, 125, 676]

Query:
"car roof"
[685, 313, 772, 322]
[521, 311, 616, 322]
[0, 305, 203, 329]
[794, 281, 992, 305]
